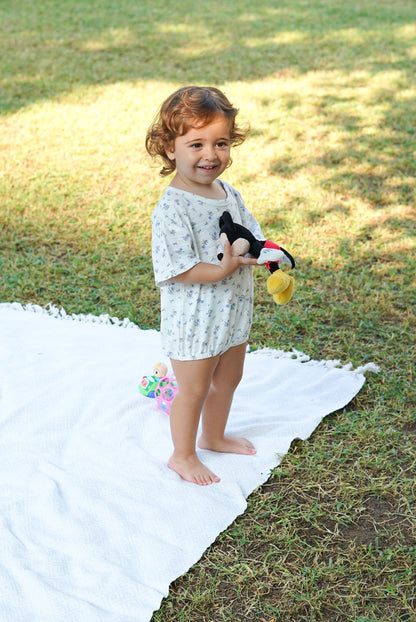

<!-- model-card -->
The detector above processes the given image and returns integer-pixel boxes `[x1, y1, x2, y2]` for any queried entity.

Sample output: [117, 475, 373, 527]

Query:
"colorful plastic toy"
[139, 362, 168, 398]
[139, 363, 178, 414]
[154, 376, 178, 414]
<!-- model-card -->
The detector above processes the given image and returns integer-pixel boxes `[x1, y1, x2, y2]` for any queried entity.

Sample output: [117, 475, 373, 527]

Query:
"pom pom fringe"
[248, 346, 380, 375]
[0, 302, 139, 330]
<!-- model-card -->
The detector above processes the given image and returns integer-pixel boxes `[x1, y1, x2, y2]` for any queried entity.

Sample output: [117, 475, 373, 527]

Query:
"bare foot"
[168, 454, 220, 486]
[197, 435, 257, 455]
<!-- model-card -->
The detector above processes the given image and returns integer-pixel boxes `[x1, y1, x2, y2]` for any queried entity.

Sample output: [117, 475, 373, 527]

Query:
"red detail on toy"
[263, 240, 281, 271]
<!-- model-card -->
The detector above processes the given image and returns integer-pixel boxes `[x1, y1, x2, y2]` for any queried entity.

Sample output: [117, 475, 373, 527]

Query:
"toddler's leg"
[198, 343, 256, 456]
[168, 356, 221, 485]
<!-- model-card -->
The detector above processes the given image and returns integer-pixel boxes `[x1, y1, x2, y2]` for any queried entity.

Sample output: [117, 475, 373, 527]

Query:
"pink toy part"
[154, 376, 178, 415]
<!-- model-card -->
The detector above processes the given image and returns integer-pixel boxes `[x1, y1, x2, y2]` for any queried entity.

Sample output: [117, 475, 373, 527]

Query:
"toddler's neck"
[169, 176, 226, 200]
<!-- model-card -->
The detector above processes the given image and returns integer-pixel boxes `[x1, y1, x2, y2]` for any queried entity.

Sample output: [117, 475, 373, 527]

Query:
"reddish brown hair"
[145, 86, 248, 176]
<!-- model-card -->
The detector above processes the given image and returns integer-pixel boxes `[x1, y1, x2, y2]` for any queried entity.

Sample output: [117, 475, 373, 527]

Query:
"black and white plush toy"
[218, 211, 295, 304]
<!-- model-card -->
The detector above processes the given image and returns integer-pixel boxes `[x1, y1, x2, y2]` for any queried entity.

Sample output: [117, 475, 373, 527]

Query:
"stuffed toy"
[218, 210, 295, 304]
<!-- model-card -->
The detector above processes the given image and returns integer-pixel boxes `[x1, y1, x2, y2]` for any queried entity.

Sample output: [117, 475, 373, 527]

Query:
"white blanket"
[0, 303, 377, 622]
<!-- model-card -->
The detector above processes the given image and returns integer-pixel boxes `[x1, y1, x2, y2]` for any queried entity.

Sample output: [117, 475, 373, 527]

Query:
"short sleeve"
[151, 194, 200, 287]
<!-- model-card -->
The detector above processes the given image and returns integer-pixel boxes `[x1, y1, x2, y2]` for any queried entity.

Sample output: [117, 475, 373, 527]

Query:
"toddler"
[146, 86, 263, 486]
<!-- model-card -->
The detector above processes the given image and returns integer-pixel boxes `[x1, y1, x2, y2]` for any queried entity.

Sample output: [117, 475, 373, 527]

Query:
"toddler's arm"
[169, 241, 257, 285]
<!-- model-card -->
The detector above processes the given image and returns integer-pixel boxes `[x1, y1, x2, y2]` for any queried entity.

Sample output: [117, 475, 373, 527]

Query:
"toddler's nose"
[203, 145, 216, 160]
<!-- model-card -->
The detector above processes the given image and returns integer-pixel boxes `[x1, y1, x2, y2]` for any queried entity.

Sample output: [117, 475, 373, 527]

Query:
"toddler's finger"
[240, 255, 259, 265]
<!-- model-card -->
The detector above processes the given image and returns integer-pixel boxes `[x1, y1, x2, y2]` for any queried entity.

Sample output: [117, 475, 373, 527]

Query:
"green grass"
[1, 0, 415, 619]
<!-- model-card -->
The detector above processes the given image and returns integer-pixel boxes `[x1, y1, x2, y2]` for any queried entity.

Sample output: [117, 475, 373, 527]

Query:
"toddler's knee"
[185, 381, 211, 403]
[212, 371, 242, 394]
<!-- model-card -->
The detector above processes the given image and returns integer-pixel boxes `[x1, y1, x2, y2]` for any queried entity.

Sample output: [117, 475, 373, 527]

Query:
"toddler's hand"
[219, 240, 258, 277]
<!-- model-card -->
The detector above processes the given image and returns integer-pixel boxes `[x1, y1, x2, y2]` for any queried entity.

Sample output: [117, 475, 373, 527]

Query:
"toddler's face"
[165, 115, 231, 192]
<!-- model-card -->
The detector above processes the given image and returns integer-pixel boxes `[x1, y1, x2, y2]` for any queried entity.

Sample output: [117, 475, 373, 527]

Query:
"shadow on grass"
[1, 0, 415, 333]
[270, 85, 416, 213]
[1, 0, 415, 113]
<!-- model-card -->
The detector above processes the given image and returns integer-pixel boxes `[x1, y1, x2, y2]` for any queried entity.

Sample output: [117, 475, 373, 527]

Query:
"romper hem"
[163, 337, 249, 362]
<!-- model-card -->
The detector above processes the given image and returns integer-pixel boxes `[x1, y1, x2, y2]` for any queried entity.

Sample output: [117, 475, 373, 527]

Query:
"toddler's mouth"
[198, 165, 217, 171]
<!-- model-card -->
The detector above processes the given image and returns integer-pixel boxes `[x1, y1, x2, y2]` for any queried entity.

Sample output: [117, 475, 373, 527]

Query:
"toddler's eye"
[216, 141, 230, 148]
[190, 142, 202, 149]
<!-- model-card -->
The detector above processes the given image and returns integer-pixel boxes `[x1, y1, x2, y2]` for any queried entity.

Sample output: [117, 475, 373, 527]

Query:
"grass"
[1, 0, 415, 619]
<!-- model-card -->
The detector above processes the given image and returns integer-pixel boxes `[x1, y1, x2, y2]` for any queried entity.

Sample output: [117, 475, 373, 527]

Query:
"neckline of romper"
[166, 180, 230, 203]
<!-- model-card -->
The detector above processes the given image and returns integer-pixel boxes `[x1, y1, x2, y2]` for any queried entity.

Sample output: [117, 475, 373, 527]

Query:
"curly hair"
[145, 86, 248, 176]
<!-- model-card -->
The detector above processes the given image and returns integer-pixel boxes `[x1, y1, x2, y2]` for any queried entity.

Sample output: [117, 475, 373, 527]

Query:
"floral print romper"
[151, 180, 263, 361]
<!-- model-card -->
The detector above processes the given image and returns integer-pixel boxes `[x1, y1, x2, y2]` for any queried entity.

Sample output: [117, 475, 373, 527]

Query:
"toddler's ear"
[165, 143, 175, 161]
